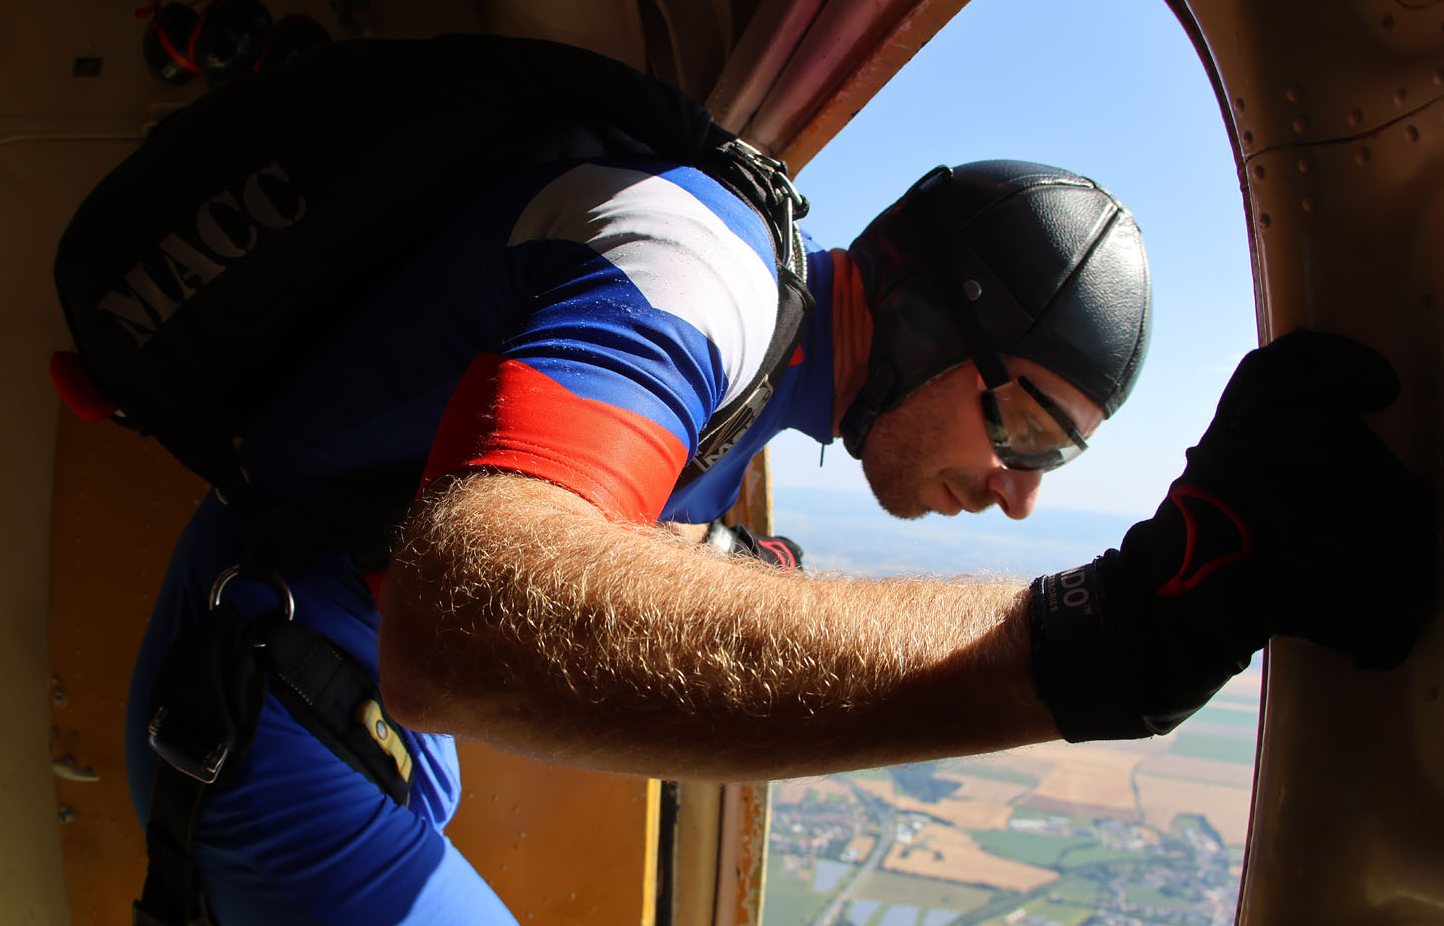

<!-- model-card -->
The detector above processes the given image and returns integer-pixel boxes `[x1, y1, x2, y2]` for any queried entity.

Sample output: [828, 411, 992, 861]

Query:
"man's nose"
[988, 468, 1043, 520]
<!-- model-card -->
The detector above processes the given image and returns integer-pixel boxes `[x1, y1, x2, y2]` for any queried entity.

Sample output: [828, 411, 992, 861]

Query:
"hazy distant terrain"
[763, 487, 1262, 926]
[764, 669, 1263, 926]
[772, 486, 1140, 580]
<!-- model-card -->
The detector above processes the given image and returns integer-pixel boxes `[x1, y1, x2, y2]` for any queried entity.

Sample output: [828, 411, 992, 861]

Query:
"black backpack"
[52, 34, 812, 567]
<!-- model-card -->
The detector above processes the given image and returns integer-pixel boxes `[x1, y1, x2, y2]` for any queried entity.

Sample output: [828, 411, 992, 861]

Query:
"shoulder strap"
[134, 763, 219, 926]
[674, 140, 815, 491]
[262, 617, 413, 803]
[135, 598, 264, 926]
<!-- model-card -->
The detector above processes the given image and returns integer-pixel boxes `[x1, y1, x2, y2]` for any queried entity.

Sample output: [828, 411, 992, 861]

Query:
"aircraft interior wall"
[1171, 0, 1444, 920]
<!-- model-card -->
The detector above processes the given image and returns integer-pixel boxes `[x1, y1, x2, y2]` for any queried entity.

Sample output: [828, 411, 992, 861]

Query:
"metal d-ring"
[208, 564, 295, 622]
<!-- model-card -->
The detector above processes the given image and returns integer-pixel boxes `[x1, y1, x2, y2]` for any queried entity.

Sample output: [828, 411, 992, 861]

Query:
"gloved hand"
[705, 520, 803, 571]
[1029, 329, 1436, 742]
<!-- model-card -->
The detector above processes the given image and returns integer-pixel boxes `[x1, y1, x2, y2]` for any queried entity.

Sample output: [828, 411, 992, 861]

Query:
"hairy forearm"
[380, 471, 1058, 780]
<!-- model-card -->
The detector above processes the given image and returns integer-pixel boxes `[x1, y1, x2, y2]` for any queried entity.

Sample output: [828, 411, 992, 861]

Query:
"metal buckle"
[147, 706, 230, 784]
[724, 137, 809, 274]
[209, 565, 294, 621]
[727, 137, 805, 210]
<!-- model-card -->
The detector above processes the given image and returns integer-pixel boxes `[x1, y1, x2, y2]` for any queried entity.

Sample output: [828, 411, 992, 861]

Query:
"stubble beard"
[860, 428, 993, 520]
[859, 431, 930, 520]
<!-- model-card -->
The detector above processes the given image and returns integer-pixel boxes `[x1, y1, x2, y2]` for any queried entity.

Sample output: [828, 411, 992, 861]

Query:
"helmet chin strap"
[839, 363, 893, 458]
[839, 284, 1012, 460]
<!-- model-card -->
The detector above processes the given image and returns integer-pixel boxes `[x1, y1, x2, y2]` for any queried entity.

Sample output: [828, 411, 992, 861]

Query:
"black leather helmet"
[840, 160, 1152, 457]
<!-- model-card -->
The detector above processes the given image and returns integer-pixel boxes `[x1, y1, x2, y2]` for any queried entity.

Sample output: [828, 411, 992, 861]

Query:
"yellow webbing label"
[357, 699, 413, 784]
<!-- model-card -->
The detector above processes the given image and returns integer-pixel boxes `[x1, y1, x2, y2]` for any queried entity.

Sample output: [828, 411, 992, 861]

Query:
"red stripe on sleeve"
[422, 355, 690, 523]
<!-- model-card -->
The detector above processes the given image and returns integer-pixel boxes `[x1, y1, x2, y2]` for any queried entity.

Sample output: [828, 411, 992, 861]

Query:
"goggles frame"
[979, 374, 1089, 473]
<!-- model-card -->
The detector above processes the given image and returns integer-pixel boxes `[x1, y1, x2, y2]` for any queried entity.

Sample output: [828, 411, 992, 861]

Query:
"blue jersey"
[234, 157, 835, 523]
[126, 157, 837, 925]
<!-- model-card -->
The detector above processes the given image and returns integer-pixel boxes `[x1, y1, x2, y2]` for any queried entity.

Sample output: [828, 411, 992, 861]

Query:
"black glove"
[1029, 329, 1436, 742]
[705, 521, 803, 571]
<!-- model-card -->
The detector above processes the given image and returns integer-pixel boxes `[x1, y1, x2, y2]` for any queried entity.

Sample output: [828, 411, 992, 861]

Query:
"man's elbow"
[375, 469, 600, 734]
[377, 538, 526, 735]
[378, 584, 447, 731]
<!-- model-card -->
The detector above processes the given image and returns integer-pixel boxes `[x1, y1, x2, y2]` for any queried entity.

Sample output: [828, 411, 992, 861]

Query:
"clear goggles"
[979, 374, 1089, 472]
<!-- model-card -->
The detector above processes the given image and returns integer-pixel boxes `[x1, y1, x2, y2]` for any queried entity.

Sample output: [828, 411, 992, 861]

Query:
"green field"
[851, 869, 993, 913]
[760, 861, 994, 926]
[1055, 845, 1150, 869]
[968, 830, 1096, 867]
[936, 758, 1041, 788]
[1044, 875, 1102, 906]
[760, 865, 831, 926]
[1182, 705, 1261, 730]
[1168, 731, 1259, 765]
[1021, 898, 1097, 926]
[1125, 883, 1198, 909]
[1008, 807, 1095, 828]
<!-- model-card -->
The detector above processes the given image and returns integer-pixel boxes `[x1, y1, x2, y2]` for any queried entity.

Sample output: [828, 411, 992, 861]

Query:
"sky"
[768, 0, 1261, 533]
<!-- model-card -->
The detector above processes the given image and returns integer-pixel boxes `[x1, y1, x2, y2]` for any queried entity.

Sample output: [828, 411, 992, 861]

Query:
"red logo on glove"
[758, 538, 798, 572]
[1157, 484, 1254, 597]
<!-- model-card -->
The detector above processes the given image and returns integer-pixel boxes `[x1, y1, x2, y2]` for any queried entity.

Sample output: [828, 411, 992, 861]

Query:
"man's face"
[860, 357, 1105, 521]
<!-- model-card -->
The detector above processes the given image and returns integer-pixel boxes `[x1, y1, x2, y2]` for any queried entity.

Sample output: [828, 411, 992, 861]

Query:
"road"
[809, 777, 896, 926]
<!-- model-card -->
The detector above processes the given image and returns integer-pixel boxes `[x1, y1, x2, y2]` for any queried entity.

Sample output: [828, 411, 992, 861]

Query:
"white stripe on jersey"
[507, 163, 778, 410]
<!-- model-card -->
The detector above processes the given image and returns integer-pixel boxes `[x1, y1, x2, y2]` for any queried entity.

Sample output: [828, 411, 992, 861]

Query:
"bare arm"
[379, 471, 1059, 781]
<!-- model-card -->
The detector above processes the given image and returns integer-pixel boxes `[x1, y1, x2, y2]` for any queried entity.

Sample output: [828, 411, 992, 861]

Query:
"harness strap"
[133, 764, 216, 926]
[136, 572, 413, 924]
[673, 139, 815, 490]
[134, 596, 262, 926]
[261, 616, 413, 804]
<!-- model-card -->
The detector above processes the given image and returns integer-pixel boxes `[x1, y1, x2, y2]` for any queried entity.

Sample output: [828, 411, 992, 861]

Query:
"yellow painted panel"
[3, 140, 125, 926]
[446, 745, 658, 924]
[668, 781, 772, 926]
[717, 784, 770, 926]
[49, 414, 206, 926]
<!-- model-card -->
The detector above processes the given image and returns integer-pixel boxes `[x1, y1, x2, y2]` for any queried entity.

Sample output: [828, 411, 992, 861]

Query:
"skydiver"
[107, 87, 1431, 926]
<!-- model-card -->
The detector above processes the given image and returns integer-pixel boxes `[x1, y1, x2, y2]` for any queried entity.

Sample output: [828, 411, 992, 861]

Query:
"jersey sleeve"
[422, 162, 779, 523]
